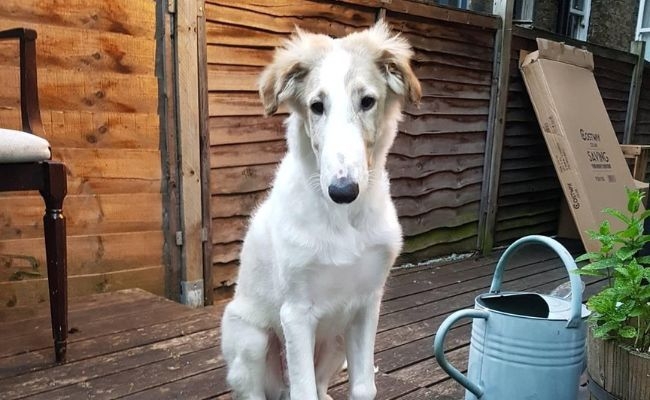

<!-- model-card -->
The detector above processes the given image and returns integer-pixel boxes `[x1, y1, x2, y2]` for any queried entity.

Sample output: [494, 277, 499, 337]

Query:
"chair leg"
[40, 161, 68, 363]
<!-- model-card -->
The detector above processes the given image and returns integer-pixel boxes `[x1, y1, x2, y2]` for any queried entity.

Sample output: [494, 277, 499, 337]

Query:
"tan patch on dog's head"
[258, 29, 333, 116]
[341, 21, 421, 105]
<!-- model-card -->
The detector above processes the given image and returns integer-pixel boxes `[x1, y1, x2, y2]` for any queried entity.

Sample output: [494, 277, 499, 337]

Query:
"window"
[557, 0, 591, 40]
[434, 1, 535, 21]
[566, 0, 591, 41]
[636, 0, 650, 60]
[513, 0, 535, 24]
[433, 0, 491, 13]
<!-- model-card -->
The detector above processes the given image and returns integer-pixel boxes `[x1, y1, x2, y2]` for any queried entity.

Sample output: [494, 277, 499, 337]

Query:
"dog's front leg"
[345, 296, 381, 400]
[280, 302, 319, 400]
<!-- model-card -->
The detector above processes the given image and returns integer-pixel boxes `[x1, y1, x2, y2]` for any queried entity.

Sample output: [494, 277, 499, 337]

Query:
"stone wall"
[531, 0, 638, 51]
[533, 0, 560, 32]
[588, 0, 638, 51]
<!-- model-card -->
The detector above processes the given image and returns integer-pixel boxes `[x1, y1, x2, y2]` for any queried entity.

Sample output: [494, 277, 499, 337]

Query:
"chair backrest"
[0, 28, 44, 137]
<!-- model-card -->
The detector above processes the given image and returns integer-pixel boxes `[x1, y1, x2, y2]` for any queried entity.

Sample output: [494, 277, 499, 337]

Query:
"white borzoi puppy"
[221, 21, 421, 400]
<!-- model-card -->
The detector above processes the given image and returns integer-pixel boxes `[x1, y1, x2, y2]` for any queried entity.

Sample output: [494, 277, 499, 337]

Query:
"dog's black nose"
[328, 177, 359, 204]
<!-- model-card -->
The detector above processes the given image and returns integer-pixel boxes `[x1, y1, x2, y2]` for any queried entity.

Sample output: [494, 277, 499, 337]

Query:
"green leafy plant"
[576, 188, 650, 351]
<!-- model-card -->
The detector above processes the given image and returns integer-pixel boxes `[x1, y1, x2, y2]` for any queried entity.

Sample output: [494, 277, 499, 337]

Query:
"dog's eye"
[310, 101, 324, 115]
[360, 96, 376, 111]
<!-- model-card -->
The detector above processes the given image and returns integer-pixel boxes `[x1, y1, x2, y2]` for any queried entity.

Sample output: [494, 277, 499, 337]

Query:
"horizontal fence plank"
[52, 148, 162, 180]
[392, 12, 495, 48]
[205, 1, 375, 34]
[207, 65, 261, 91]
[392, 131, 486, 157]
[390, 167, 483, 199]
[404, 32, 494, 62]
[400, 114, 488, 134]
[212, 216, 248, 244]
[206, 23, 286, 47]
[393, 183, 482, 217]
[211, 191, 268, 218]
[0, 193, 162, 240]
[0, 68, 158, 114]
[0, 265, 164, 309]
[211, 140, 287, 168]
[0, 0, 156, 38]
[44, 111, 159, 149]
[402, 222, 478, 254]
[0, 20, 155, 75]
[213, 261, 238, 287]
[419, 79, 492, 100]
[375, 0, 498, 29]
[412, 61, 492, 85]
[404, 98, 490, 116]
[209, 92, 265, 116]
[207, 44, 274, 67]
[212, 242, 242, 265]
[387, 153, 485, 179]
[209, 115, 286, 146]
[211, 164, 276, 194]
[0, 231, 163, 281]
[400, 202, 480, 236]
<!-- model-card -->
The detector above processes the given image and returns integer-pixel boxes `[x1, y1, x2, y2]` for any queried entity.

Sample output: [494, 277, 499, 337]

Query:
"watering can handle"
[433, 309, 489, 399]
[489, 235, 583, 328]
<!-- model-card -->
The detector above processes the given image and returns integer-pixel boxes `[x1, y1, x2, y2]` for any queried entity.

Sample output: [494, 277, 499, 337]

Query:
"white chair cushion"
[0, 128, 51, 163]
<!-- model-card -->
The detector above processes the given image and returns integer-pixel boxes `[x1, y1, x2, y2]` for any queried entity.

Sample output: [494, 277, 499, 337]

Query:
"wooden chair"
[0, 28, 68, 363]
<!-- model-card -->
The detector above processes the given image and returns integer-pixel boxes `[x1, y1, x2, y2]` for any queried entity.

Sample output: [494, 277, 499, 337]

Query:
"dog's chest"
[300, 241, 391, 309]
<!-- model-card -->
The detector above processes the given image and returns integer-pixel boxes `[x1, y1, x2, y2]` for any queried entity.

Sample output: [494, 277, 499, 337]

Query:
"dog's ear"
[371, 21, 422, 105]
[258, 53, 307, 116]
[259, 29, 327, 116]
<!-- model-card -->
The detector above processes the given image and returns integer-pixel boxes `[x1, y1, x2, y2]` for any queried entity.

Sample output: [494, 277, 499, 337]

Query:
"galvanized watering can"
[433, 235, 590, 400]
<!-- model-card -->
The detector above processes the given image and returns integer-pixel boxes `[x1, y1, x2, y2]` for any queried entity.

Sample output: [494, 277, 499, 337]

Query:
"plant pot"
[587, 328, 650, 400]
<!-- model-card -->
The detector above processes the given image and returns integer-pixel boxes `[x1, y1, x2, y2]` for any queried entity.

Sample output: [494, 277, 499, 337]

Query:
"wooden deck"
[0, 240, 605, 399]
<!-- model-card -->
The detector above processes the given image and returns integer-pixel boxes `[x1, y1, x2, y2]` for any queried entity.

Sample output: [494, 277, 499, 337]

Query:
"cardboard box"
[520, 38, 643, 253]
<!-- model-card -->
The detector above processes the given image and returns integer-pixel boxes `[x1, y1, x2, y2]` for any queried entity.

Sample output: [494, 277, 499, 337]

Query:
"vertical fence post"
[174, 0, 206, 307]
[159, 0, 183, 302]
[477, 0, 514, 254]
[623, 40, 646, 145]
[197, 1, 213, 306]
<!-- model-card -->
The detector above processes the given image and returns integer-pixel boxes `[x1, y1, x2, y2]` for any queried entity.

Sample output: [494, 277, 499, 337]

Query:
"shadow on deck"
[0, 239, 605, 399]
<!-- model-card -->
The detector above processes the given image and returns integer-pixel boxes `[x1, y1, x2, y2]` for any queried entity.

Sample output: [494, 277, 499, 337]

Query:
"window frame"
[567, 0, 591, 41]
[636, 0, 650, 37]
[513, 0, 535, 24]
[635, 0, 650, 60]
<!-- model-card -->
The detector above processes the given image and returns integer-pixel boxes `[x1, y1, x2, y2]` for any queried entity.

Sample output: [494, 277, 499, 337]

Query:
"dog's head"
[259, 21, 421, 205]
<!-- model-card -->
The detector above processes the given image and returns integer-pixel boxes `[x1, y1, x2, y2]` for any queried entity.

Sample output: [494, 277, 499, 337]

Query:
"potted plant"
[576, 188, 650, 399]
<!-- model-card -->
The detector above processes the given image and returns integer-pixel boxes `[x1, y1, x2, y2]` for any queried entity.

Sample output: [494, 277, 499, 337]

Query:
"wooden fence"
[207, 0, 650, 295]
[0, 0, 164, 313]
[206, 1, 500, 290]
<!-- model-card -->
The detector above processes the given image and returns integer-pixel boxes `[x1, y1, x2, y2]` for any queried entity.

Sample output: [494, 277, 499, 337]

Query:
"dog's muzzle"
[328, 176, 359, 204]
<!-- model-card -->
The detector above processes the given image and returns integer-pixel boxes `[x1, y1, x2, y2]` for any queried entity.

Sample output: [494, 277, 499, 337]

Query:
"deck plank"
[0, 240, 601, 399]
[0, 310, 220, 380]
[0, 288, 156, 338]
[0, 329, 220, 399]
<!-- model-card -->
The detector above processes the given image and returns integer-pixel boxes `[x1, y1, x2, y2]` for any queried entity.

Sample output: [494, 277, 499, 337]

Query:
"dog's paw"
[318, 395, 333, 400]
